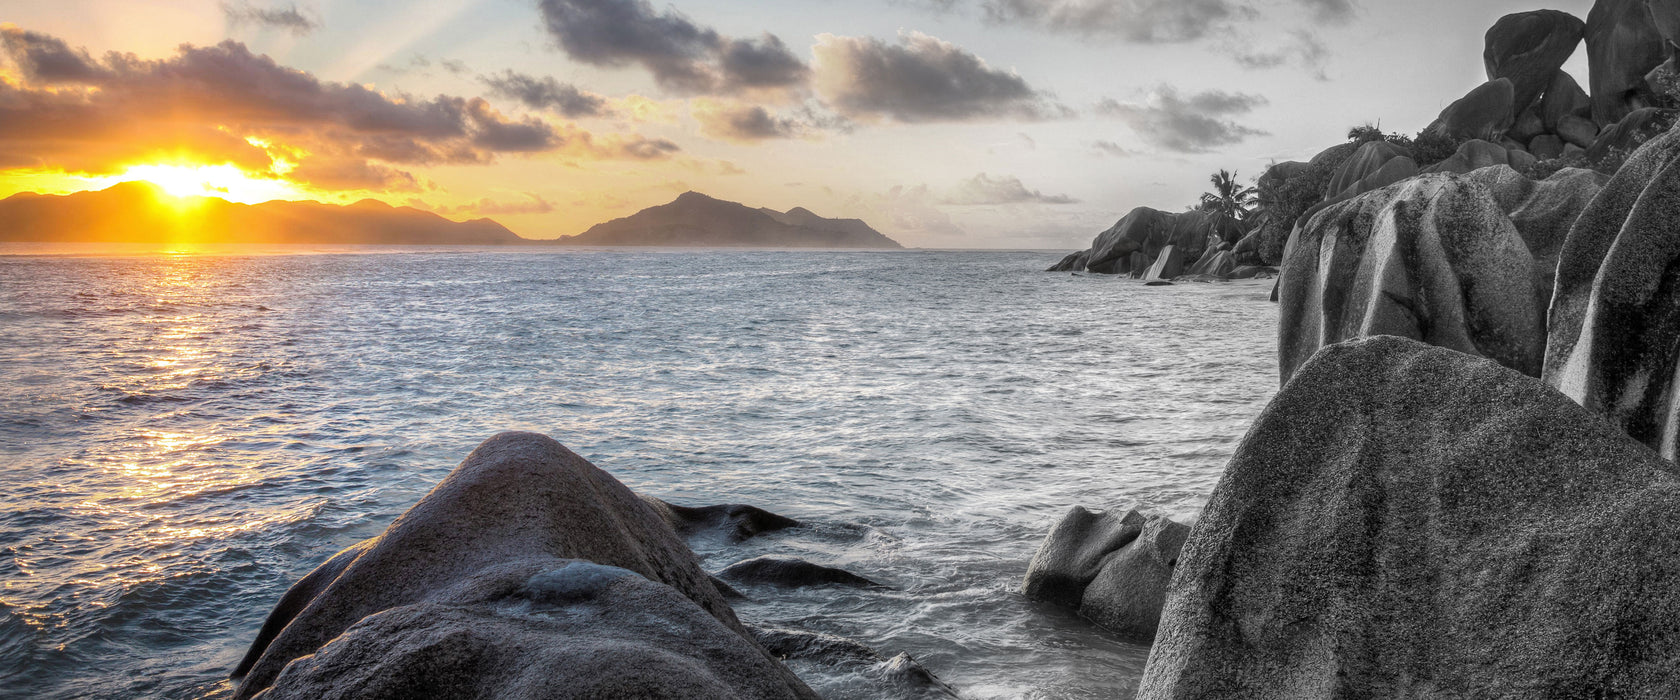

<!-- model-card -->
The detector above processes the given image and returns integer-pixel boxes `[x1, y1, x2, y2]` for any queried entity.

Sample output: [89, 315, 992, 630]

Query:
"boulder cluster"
[1046, 207, 1273, 284]
[1027, 4, 1680, 697]
[1254, 2, 1680, 268]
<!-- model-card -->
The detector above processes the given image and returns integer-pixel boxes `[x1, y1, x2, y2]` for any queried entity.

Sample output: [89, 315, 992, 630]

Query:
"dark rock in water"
[1142, 280, 1174, 287]
[1540, 69, 1593, 132]
[1484, 10, 1586, 117]
[1586, 0, 1669, 125]
[1546, 121, 1680, 459]
[1046, 250, 1090, 272]
[1021, 507, 1189, 642]
[233, 432, 815, 700]
[643, 497, 801, 543]
[1427, 79, 1516, 141]
[1137, 336, 1680, 700]
[750, 627, 962, 699]
[1278, 173, 1544, 383]
[1585, 106, 1678, 162]
[1464, 165, 1607, 298]
[258, 561, 815, 700]
[718, 555, 884, 589]
[1142, 245, 1185, 282]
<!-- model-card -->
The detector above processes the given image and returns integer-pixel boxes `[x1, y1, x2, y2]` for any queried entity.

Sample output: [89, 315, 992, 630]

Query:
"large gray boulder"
[232, 432, 817, 699]
[1021, 507, 1189, 642]
[1585, 106, 1678, 162]
[1587, 0, 1669, 125]
[1427, 79, 1517, 141]
[1484, 10, 1587, 117]
[1324, 141, 1417, 201]
[1463, 165, 1607, 297]
[1539, 69, 1593, 132]
[1546, 121, 1680, 459]
[1277, 173, 1544, 383]
[1138, 336, 1680, 699]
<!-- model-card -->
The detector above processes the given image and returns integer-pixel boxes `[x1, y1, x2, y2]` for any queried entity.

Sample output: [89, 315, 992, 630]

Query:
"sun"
[117, 163, 304, 205]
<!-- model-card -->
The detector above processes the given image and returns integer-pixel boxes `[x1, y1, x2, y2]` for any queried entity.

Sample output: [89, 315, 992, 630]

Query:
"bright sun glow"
[117, 163, 304, 205]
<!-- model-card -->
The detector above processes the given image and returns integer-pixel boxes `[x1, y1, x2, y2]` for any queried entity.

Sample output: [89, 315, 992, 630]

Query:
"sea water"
[0, 247, 1278, 698]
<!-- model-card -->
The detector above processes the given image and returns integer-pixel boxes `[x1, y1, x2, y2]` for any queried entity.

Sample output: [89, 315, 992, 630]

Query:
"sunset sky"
[1, 0, 1595, 247]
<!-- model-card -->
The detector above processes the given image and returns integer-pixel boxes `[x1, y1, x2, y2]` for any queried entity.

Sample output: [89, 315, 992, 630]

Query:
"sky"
[0, 0, 1597, 247]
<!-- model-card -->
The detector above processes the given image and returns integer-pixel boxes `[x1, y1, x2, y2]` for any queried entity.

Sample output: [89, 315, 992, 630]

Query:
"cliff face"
[557, 192, 903, 249]
[0, 182, 523, 245]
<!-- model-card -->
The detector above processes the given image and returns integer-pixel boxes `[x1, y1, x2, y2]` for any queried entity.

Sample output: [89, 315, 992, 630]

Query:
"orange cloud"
[0, 26, 680, 196]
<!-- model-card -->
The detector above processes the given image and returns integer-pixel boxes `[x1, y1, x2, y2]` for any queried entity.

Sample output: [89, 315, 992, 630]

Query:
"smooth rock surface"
[1046, 250, 1090, 272]
[1084, 208, 1212, 275]
[1143, 245, 1185, 282]
[1587, 0, 1669, 125]
[1277, 173, 1544, 382]
[1464, 164, 1607, 297]
[1428, 78, 1516, 141]
[1484, 10, 1587, 115]
[1138, 336, 1680, 699]
[232, 431, 816, 699]
[1540, 68, 1593, 131]
[1423, 139, 1512, 174]
[1546, 121, 1680, 459]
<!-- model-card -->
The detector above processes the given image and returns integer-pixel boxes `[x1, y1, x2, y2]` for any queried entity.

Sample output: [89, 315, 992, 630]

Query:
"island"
[549, 191, 903, 249]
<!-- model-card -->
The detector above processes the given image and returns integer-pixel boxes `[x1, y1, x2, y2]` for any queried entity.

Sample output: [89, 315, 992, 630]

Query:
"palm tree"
[1199, 169, 1257, 223]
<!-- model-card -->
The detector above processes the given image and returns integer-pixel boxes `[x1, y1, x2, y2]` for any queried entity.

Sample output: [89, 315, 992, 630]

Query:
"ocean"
[0, 247, 1278, 698]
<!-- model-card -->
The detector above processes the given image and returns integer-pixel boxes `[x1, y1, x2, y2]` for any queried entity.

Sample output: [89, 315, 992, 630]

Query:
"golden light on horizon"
[115, 163, 305, 205]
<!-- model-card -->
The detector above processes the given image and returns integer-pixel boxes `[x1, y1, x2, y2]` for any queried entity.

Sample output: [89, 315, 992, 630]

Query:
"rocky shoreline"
[233, 2, 1680, 698]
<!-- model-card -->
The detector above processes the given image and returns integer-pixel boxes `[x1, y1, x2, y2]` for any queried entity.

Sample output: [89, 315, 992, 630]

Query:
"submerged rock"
[1277, 173, 1544, 382]
[1021, 507, 1189, 642]
[1546, 121, 1680, 459]
[643, 497, 802, 543]
[232, 432, 816, 699]
[750, 627, 962, 699]
[718, 555, 884, 589]
[1138, 336, 1680, 699]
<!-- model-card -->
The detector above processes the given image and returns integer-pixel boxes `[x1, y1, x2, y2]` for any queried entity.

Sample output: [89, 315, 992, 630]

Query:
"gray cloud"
[445, 193, 557, 216]
[979, 0, 1243, 42]
[693, 101, 802, 141]
[1091, 140, 1141, 157]
[1095, 86, 1269, 153]
[482, 71, 610, 118]
[945, 173, 1078, 205]
[1296, 0, 1357, 24]
[536, 0, 808, 95]
[221, 1, 320, 36]
[813, 32, 1069, 123]
[1232, 30, 1330, 79]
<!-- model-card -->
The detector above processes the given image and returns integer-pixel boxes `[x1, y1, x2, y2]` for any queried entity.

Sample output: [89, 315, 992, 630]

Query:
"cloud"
[692, 100, 802, 141]
[945, 173, 1077, 205]
[978, 0, 1244, 42]
[482, 71, 610, 118]
[1295, 0, 1357, 24]
[221, 1, 320, 36]
[378, 54, 472, 76]
[840, 184, 967, 241]
[812, 31, 1069, 123]
[536, 0, 808, 95]
[1091, 140, 1141, 157]
[1094, 86, 1268, 153]
[444, 192, 557, 216]
[1231, 30, 1330, 79]
[0, 28, 678, 192]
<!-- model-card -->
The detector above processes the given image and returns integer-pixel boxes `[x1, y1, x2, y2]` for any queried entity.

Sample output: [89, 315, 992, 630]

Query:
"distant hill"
[555, 191, 902, 248]
[0, 182, 523, 245]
